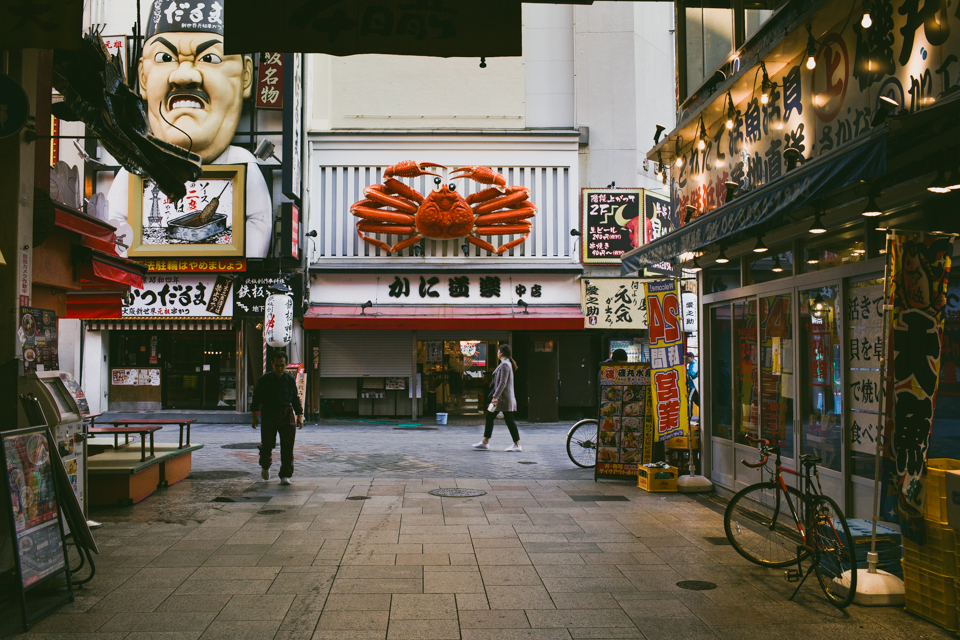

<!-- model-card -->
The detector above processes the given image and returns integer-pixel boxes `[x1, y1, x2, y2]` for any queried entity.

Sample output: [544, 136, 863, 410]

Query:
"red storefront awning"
[303, 305, 585, 331]
[65, 292, 123, 319]
[77, 249, 147, 290]
[55, 206, 118, 254]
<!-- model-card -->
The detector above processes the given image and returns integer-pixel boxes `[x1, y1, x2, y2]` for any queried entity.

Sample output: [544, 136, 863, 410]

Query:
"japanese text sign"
[644, 280, 688, 442]
[581, 189, 642, 263]
[123, 274, 234, 318]
[582, 279, 648, 329]
[845, 278, 884, 455]
[255, 52, 284, 109]
[234, 274, 303, 318]
[138, 258, 246, 272]
[596, 364, 653, 479]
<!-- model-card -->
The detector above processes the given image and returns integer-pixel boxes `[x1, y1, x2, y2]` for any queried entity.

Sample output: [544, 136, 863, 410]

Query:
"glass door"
[164, 332, 204, 409]
[418, 340, 500, 415]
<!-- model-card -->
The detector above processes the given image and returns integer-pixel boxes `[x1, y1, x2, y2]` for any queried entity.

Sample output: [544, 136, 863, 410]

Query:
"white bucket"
[436, 412, 449, 425]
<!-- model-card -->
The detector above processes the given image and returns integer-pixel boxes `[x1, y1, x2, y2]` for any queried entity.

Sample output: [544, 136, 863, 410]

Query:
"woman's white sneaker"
[504, 444, 522, 452]
[472, 442, 489, 450]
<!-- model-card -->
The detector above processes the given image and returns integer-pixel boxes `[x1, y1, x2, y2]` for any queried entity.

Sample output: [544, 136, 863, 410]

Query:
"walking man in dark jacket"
[252, 353, 303, 485]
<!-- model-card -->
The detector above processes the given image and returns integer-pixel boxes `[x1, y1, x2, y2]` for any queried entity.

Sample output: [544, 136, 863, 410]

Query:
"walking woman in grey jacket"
[473, 344, 522, 452]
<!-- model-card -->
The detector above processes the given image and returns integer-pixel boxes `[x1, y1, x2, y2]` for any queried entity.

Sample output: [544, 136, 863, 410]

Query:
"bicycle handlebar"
[741, 435, 771, 469]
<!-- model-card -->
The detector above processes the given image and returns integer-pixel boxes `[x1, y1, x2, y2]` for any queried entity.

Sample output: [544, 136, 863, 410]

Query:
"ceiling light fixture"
[861, 1, 873, 28]
[674, 137, 685, 168]
[753, 236, 768, 253]
[760, 63, 773, 105]
[928, 169, 952, 193]
[690, 256, 702, 272]
[715, 248, 730, 264]
[771, 255, 784, 273]
[725, 93, 736, 129]
[861, 195, 882, 217]
[809, 210, 827, 234]
[948, 167, 960, 191]
[871, 95, 899, 126]
[684, 205, 697, 224]
[697, 117, 706, 151]
[805, 25, 818, 70]
[724, 181, 738, 203]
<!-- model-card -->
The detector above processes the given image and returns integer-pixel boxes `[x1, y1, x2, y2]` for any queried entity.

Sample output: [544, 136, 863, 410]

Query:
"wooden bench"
[104, 419, 197, 449]
[88, 426, 162, 461]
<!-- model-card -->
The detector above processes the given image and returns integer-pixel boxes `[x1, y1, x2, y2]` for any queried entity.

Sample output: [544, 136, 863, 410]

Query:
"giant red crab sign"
[350, 161, 537, 254]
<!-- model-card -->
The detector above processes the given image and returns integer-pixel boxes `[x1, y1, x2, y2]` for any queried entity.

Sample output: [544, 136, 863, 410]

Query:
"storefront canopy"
[620, 133, 888, 275]
[304, 304, 584, 330]
[65, 292, 124, 319]
[55, 206, 118, 254]
[77, 249, 147, 290]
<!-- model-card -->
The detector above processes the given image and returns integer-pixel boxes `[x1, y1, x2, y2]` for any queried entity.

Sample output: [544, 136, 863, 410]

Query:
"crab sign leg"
[383, 178, 425, 204]
[350, 206, 417, 225]
[449, 166, 506, 186]
[356, 223, 422, 253]
[466, 186, 527, 206]
[474, 189, 532, 216]
[363, 185, 419, 214]
[384, 160, 446, 179]
[465, 235, 498, 253]
[474, 207, 537, 226]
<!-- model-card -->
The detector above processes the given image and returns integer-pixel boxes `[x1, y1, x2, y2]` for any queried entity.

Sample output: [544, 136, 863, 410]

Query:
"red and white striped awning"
[86, 319, 234, 331]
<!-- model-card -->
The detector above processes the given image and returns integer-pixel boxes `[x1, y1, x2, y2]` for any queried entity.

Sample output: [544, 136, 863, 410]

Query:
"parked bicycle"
[723, 436, 857, 608]
[566, 418, 597, 468]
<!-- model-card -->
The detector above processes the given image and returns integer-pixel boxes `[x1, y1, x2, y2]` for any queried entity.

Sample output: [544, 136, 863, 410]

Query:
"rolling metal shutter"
[416, 331, 509, 342]
[320, 330, 412, 377]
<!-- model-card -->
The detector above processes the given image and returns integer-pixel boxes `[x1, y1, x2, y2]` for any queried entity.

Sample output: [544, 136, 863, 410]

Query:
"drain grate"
[221, 443, 261, 450]
[428, 488, 487, 498]
[676, 580, 717, 591]
[190, 470, 251, 480]
[211, 496, 271, 503]
[346, 496, 371, 501]
[568, 495, 630, 502]
[257, 509, 286, 515]
[703, 536, 731, 546]
[517, 461, 538, 465]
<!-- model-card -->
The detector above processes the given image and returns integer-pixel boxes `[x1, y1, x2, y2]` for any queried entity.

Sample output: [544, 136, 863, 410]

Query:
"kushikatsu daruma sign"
[672, 3, 960, 223]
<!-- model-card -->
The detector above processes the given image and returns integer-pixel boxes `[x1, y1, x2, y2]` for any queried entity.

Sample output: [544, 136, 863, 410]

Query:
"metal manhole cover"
[568, 495, 629, 502]
[346, 496, 371, 501]
[221, 443, 261, 450]
[518, 461, 537, 465]
[190, 470, 251, 480]
[703, 536, 731, 546]
[211, 496, 271, 503]
[392, 427, 438, 430]
[676, 580, 717, 591]
[258, 509, 286, 515]
[428, 488, 487, 497]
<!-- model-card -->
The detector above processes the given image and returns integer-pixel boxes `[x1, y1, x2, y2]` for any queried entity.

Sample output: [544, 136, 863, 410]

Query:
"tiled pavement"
[5, 477, 954, 640]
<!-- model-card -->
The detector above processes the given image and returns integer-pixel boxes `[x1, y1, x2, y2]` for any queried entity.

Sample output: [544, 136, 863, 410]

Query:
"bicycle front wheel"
[810, 495, 857, 608]
[724, 482, 809, 568]
[567, 419, 598, 468]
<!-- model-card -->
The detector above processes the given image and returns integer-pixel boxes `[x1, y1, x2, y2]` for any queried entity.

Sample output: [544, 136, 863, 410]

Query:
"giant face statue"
[139, 33, 252, 163]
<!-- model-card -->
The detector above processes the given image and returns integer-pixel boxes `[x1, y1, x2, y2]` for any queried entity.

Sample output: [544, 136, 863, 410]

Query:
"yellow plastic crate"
[902, 559, 959, 632]
[904, 520, 957, 577]
[925, 459, 960, 523]
[637, 465, 678, 492]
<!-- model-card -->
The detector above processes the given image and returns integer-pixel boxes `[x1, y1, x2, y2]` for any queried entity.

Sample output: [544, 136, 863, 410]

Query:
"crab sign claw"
[449, 166, 506, 187]
[384, 160, 446, 179]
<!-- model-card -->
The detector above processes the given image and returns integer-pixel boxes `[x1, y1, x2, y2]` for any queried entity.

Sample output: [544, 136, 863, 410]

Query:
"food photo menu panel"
[595, 363, 654, 479]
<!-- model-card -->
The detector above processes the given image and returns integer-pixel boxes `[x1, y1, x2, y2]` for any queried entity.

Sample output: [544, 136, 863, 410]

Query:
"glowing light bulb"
[760, 92, 769, 105]
[675, 156, 684, 168]
[861, 12, 872, 28]
[697, 138, 706, 151]
[726, 118, 734, 129]
[806, 55, 817, 70]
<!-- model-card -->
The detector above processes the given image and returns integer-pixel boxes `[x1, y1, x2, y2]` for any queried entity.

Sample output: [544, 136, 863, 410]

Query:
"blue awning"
[621, 134, 888, 275]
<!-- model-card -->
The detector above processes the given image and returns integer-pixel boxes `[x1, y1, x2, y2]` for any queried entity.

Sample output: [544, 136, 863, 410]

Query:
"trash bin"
[436, 412, 448, 425]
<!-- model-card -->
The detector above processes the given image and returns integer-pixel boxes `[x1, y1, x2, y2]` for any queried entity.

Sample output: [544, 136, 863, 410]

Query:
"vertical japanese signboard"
[645, 280, 688, 442]
[255, 52, 283, 109]
[643, 191, 674, 244]
[581, 279, 648, 329]
[596, 364, 653, 479]
[882, 235, 954, 538]
[845, 278, 884, 456]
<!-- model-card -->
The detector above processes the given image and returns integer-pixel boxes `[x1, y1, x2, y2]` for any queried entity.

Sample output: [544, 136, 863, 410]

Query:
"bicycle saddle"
[800, 454, 822, 466]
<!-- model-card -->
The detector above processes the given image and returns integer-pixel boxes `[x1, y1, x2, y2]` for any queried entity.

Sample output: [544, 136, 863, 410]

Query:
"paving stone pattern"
[4, 475, 952, 640]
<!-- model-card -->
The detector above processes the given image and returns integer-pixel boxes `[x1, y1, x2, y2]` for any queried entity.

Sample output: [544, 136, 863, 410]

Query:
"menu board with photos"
[19, 307, 59, 373]
[3, 427, 69, 589]
[595, 363, 654, 479]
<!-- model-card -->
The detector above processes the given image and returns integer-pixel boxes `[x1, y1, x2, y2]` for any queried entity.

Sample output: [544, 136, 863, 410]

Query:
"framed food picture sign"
[127, 165, 246, 257]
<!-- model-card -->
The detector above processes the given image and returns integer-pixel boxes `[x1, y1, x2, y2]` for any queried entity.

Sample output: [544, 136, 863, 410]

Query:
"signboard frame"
[2, 426, 75, 632]
[594, 363, 654, 480]
[580, 188, 643, 265]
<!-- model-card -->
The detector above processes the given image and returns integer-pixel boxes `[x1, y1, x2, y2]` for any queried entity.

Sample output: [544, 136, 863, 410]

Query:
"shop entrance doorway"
[419, 340, 502, 415]
[164, 331, 238, 410]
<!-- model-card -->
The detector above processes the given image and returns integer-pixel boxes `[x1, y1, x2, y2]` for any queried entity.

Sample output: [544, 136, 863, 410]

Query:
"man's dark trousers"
[258, 406, 296, 478]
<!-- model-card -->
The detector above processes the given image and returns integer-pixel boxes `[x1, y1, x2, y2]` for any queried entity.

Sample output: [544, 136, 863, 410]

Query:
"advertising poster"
[140, 177, 235, 247]
[846, 278, 884, 456]
[582, 279, 648, 329]
[57, 372, 89, 416]
[581, 189, 642, 263]
[644, 280, 689, 442]
[596, 364, 652, 478]
[19, 307, 59, 373]
[124, 274, 234, 318]
[3, 428, 66, 588]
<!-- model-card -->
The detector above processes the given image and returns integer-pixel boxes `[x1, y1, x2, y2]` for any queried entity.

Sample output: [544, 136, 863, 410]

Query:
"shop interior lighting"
[811, 292, 826, 318]
[715, 247, 730, 264]
[805, 25, 818, 70]
[861, 1, 873, 28]
[871, 95, 899, 126]
[760, 63, 773, 105]
[771, 255, 784, 272]
[928, 169, 952, 193]
[725, 93, 736, 129]
[752, 236, 768, 253]
[861, 195, 883, 217]
[809, 210, 827, 234]
[696, 117, 706, 151]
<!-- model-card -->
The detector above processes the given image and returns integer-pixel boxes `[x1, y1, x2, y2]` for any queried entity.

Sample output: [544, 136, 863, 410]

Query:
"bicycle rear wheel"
[567, 419, 598, 468]
[724, 482, 809, 568]
[810, 495, 857, 608]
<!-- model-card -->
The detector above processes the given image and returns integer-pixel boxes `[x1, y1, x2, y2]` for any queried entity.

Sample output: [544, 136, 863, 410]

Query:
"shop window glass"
[419, 340, 500, 415]
[799, 286, 842, 471]
[929, 270, 960, 460]
[705, 261, 741, 294]
[609, 338, 646, 363]
[846, 277, 885, 478]
[711, 304, 734, 439]
[760, 294, 794, 459]
[733, 299, 760, 444]
[746, 250, 793, 284]
[745, 8, 776, 41]
[803, 232, 866, 273]
[685, 7, 734, 95]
